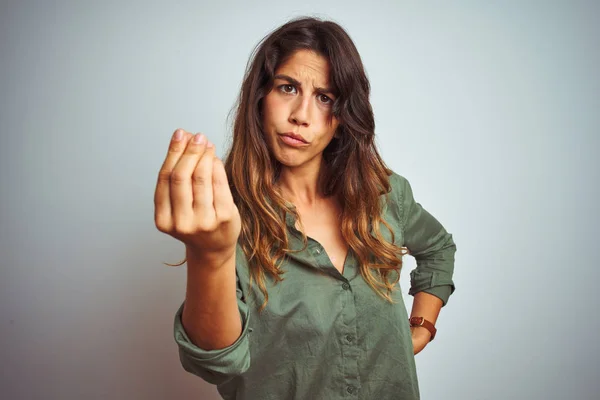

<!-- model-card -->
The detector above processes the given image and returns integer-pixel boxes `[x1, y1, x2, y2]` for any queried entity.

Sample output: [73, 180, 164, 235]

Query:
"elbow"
[179, 348, 251, 385]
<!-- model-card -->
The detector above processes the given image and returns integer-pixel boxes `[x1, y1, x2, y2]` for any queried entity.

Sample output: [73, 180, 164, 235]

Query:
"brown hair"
[225, 16, 407, 308]
[167, 16, 407, 309]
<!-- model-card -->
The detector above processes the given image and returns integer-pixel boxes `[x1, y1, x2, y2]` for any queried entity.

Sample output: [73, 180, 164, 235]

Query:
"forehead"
[275, 50, 331, 86]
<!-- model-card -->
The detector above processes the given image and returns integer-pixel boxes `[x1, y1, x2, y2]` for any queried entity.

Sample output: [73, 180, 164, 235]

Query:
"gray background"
[1, 0, 598, 399]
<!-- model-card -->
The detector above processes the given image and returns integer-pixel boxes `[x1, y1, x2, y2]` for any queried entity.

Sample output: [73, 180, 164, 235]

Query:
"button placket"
[339, 279, 360, 397]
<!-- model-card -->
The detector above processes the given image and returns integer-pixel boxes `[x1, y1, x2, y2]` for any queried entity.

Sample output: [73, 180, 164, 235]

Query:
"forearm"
[182, 247, 242, 351]
[410, 291, 443, 329]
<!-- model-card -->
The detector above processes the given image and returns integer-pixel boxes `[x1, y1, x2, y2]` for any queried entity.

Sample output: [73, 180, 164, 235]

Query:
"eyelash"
[278, 84, 333, 105]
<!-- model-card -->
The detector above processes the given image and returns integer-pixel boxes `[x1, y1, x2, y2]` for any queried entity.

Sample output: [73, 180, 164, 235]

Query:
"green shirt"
[173, 172, 456, 400]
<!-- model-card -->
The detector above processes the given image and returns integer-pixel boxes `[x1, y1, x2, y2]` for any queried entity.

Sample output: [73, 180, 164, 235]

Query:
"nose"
[289, 96, 311, 126]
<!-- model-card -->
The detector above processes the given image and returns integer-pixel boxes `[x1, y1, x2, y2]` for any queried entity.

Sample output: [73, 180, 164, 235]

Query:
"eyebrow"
[273, 74, 334, 96]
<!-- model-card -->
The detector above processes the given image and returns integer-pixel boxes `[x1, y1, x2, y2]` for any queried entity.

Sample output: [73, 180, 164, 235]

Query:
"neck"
[277, 159, 327, 207]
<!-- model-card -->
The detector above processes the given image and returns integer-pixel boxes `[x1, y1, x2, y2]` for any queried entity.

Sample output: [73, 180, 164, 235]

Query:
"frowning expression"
[262, 50, 340, 170]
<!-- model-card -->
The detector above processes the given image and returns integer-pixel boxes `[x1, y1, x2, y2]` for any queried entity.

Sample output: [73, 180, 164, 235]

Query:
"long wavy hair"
[166, 17, 407, 309]
[222, 16, 407, 309]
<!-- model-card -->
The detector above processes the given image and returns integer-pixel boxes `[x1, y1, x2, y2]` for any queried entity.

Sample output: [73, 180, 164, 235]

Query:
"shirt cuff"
[408, 269, 456, 306]
[173, 302, 251, 384]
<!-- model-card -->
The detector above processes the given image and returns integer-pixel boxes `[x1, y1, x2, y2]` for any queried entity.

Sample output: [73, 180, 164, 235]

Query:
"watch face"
[410, 317, 423, 325]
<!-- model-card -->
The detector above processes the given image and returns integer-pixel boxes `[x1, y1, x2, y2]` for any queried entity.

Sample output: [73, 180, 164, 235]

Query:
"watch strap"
[409, 316, 437, 342]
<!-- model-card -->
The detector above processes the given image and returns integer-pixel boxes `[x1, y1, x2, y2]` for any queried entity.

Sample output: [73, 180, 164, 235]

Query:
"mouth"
[278, 132, 309, 147]
[280, 132, 308, 143]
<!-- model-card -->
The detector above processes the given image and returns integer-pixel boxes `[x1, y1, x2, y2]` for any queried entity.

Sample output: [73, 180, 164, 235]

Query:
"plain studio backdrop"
[1, 1, 598, 399]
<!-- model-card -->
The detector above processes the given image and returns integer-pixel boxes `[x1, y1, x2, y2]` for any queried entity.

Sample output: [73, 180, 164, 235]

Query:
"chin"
[268, 136, 317, 169]
[275, 155, 304, 168]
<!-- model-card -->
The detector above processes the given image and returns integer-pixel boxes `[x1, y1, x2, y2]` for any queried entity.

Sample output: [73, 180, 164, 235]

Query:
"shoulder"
[385, 171, 420, 229]
[386, 170, 412, 206]
[380, 171, 408, 223]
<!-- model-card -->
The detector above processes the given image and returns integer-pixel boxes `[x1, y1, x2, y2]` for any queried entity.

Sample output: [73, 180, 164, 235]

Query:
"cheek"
[318, 119, 339, 142]
[263, 96, 288, 127]
[329, 119, 340, 134]
[315, 109, 337, 128]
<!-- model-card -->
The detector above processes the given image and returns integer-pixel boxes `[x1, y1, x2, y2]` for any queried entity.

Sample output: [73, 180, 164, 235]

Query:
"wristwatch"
[409, 317, 437, 342]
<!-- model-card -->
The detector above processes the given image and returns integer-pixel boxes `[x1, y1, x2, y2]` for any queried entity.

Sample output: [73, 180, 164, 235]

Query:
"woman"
[154, 16, 456, 400]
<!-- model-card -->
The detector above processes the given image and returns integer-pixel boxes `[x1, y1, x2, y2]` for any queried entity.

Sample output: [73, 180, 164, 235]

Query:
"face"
[261, 49, 340, 171]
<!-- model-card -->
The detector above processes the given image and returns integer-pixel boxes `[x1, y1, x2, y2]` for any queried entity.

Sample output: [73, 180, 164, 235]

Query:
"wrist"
[409, 316, 437, 342]
[410, 325, 432, 340]
[186, 245, 236, 269]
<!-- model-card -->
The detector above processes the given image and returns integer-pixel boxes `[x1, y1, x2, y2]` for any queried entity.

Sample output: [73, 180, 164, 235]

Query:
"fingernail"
[193, 133, 206, 144]
[173, 129, 183, 141]
[207, 141, 214, 149]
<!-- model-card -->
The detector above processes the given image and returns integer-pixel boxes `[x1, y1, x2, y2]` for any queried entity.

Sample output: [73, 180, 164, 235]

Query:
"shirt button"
[315, 247, 321, 254]
[346, 385, 356, 394]
[342, 282, 350, 290]
[345, 334, 354, 343]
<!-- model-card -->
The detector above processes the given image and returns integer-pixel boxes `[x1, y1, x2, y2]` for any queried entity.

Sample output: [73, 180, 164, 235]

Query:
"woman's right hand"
[154, 129, 241, 263]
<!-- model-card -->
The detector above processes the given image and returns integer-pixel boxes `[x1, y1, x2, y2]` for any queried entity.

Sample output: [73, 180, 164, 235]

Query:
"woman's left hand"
[411, 326, 432, 355]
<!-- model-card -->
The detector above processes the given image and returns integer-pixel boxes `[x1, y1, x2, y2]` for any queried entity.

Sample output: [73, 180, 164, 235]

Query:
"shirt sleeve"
[173, 248, 251, 385]
[394, 173, 457, 306]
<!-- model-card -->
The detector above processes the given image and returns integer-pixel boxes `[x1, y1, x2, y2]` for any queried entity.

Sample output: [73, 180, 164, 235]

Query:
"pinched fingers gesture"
[154, 129, 240, 257]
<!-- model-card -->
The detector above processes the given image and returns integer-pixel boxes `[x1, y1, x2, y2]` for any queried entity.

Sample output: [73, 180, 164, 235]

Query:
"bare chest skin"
[295, 198, 349, 274]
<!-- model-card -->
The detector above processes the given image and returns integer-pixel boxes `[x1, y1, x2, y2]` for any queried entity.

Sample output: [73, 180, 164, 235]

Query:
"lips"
[280, 132, 308, 143]
[278, 133, 309, 148]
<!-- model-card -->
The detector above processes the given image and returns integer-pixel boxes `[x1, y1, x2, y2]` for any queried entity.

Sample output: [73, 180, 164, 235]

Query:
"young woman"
[154, 17, 456, 400]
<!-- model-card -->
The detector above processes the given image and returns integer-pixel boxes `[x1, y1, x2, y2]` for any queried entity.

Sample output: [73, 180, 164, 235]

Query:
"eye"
[279, 84, 297, 94]
[318, 94, 332, 105]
